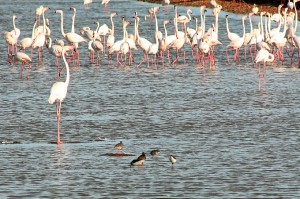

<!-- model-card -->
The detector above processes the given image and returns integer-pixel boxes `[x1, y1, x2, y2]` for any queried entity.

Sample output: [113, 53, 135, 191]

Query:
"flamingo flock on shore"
[3, 0, 300, 144]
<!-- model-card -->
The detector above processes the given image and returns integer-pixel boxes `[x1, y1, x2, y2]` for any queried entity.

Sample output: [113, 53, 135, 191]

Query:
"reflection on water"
[0, 0, 300, 198]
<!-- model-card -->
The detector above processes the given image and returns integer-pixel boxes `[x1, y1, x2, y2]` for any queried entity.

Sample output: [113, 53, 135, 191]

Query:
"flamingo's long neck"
[294, 0, 298, 34]
[122, 20, 127, 42]
[282, 10, 288, 35]
[31, 21, 37, 40]
[164, 23, 168, 38]
[13, 16, 17, 35]
[154, 13, 158, 45]
[71, 9, 76, 33]
[42, 8, 46, 34]
[94, 22, 100, 42]
[225, 17, 230, 35]
[111, 15, 115, 35]
[249, 14, 253, 34]
[63, 52, 70, 87]
[242, 17, 246, 39]
[48, 37, 52, 48]
[187, 11, 191, 21]
[260, 13, 264, 39]
[136, 18, 141, 40]
[58, 11, 66, 38]
[202, 11, 206, 37]
[214, 12, 219, 38]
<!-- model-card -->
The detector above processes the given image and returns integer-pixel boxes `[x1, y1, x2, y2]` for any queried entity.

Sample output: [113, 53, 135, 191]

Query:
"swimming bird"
[150, 149, 160, 156]
[131, 152, 146, 166]
[48, 49, 70, 145]
[169, 155, 176, 164]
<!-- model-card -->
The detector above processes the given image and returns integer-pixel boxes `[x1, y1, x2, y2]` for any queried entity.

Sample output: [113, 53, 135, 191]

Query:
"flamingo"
[80, 26, 101, 41]
[177, 9, 192, 25]
[226, 15, 247, 63]
[10, 52, 32, 79]
[108, 17, 129, 65]
[225, 15, 240, 42]
[36, 6, 50, 25]
[106, 12, 117, 49]
[46, 37, 64, 76]
[32, 6, 47, 62]
[271, 4, 283, 23]
[118, 19, 131, 66]
[83, 0, 92, 9]
[102, 0, 111, 11]
[55, 9, 87, 65]
[147, 12, 160, 68]
[251, 4, 259, 15]
[4, 15, 20, 59]
[48, 49, 70, 145]
[91, 22, 104, 65]
[34, 18, 51, 39]
[19, 20, 37, 58]
[210, 0, 218, 8]
[134, 13, 153, 67]
[254, 48, 275, 89]
[162, 0, 170, 13]
[158, 20, 171, 64]
[167, 10, 187, 64]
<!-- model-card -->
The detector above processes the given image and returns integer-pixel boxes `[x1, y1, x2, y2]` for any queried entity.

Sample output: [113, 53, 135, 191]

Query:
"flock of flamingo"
[3, 0, 300, 144]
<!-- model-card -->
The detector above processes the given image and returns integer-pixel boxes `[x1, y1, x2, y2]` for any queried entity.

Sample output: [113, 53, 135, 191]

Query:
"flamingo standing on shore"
[48, 49, 70, 145]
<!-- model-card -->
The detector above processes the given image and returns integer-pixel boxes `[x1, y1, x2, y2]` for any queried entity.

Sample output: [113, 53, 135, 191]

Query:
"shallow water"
[1, 0, 300, 198]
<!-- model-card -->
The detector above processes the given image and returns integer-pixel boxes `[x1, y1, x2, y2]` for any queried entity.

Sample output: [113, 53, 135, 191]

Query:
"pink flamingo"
[48, 49, 70, 145]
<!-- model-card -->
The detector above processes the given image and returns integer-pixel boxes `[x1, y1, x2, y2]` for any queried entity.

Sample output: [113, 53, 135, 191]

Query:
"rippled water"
[1, 0, 300, 198]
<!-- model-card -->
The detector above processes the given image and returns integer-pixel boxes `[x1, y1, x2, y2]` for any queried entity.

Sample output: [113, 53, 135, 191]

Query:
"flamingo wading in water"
[48, 49, 70, 145]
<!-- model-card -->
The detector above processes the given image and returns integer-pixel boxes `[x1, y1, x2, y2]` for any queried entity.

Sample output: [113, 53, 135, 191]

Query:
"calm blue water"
[1, 0, 300, 198]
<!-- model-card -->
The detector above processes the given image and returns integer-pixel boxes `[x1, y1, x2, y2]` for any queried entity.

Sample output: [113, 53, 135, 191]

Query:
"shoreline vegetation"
[139, 0, 300, 17]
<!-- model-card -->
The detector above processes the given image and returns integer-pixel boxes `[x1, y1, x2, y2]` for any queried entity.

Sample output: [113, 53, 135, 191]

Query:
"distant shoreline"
[138, 0, 300, 17]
